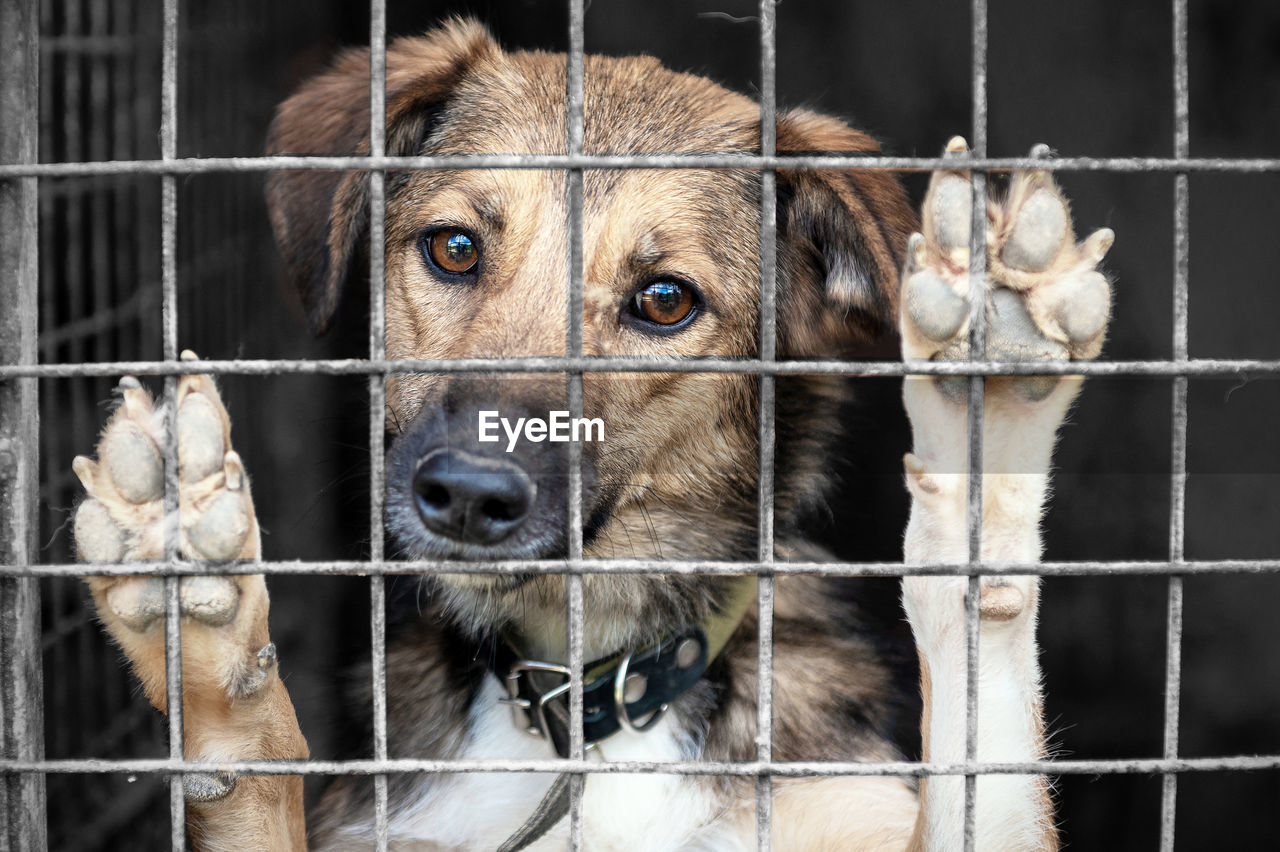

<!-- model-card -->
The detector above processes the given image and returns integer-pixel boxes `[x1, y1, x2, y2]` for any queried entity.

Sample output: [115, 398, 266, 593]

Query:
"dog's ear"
[776, 109, 918, 354]
[265, 19, 500, 333]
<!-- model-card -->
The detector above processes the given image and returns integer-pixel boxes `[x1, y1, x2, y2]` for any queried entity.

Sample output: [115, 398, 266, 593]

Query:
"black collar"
[491, 626, 709, 757]
[487, 576, 757, 757]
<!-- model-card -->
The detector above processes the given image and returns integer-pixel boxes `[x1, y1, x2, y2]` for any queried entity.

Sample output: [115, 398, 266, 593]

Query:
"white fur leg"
[902, 466, 1053, 851]
[898, 139, 1115, 851]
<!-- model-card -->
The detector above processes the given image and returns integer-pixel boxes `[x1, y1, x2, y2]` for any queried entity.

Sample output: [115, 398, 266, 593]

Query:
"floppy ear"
[775, 109, 918, 355]
[265, 19, 500, 333]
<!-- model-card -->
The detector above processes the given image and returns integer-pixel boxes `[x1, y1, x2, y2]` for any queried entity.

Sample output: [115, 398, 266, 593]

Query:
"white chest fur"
[386, 676, 749, 851]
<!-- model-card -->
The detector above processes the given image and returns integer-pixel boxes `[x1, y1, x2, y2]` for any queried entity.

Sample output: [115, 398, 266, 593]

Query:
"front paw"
[901, 137, 1114, 405]
[72, 353, 275, 710]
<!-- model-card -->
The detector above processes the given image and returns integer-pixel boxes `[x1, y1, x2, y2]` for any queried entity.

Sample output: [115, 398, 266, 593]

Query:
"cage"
[3, 0, 1280, 849]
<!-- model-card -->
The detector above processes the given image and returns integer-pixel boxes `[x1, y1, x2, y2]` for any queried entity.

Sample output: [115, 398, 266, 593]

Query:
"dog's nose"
[412, 449, 535, 545]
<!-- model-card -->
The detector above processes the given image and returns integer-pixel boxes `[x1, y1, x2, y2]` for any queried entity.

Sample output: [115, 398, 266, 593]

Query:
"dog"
[70, 18, 1114, 850]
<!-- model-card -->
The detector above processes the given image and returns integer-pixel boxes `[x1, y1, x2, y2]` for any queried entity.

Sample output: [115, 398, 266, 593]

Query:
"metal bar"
[10, 355, 1280, 379]
[963, 0, 989, 845]
[3, 154, 1280, 178]
[565, 0, 587, 847]
[368, 0, 390, 846]
[60, 0, 92, 471]
[158, 0, 184, 845]
[5, 754, 1280, 778]
[1161, 0, 1191, 846]
[15, 558, 1280, 579]
[0, 0, 44, 845]
[88, 0, 110, 368]
[755, 2, 778, 849]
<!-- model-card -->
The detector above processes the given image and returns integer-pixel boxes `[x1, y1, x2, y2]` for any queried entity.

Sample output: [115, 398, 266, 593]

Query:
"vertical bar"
[963, 0, 989, 848]
[158, 0, 184, 847]
[0, 0, 45, 846]
[89, 0, 110, 365]
[756, 2, 778, 849]
[565, 1, 587, 847]
[368, 0, 390, 847]
[1162, 0, 1190, 847]
[62, 0, 91, 498]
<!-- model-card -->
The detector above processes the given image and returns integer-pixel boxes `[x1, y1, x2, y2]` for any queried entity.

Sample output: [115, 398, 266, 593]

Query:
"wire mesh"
[3, 0, 1278, 849]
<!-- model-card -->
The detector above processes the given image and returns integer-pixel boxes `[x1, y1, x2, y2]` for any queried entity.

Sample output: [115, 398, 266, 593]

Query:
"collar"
[488, 576, 757, 757]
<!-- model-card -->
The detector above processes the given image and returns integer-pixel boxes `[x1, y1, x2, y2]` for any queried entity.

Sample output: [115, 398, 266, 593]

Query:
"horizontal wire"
[10, 558, 1280, 578]
[6, 356, 1280, 379]
[3, 755, 1278, 778]
[1, 154, 1278, 178]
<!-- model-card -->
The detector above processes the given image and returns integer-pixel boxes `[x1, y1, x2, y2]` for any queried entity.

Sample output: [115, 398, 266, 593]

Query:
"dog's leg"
[899, 139, 1113, 851]
[72, 356, 308, 851]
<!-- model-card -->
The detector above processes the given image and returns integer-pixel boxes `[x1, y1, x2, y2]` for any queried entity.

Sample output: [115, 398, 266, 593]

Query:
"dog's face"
[267, 20, 915, 640]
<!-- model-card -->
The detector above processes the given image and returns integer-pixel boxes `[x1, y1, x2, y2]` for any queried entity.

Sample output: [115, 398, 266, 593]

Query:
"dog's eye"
[423, 229, 479, 276]
[630, 280, 698, 328]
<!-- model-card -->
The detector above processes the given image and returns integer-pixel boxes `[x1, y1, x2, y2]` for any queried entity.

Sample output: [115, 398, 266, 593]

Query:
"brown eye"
[631, 280, 697, 327]
[424, 229, 479, 275]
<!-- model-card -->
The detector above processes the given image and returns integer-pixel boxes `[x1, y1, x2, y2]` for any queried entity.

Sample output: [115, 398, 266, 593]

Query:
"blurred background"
[31, 0, 1280, 847]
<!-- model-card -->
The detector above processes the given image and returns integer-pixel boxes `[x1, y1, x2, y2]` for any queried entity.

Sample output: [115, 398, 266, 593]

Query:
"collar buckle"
[500, 660, 572, 742]
[612, 650, 669, 734]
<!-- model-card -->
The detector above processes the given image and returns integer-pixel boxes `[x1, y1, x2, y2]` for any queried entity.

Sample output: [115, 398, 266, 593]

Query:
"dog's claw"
[229, 643, 278, 699]
[224, 451, 245, 492]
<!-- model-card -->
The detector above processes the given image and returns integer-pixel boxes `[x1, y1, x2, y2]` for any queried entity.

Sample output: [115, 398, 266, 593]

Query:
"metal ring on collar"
[612, 649, 668, 734]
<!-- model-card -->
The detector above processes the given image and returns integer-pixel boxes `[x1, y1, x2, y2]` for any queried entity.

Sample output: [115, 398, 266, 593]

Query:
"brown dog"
[72, 18, 1114, 849]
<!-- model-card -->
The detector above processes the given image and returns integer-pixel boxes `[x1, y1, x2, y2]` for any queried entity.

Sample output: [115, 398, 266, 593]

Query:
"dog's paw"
[901, 137, 1113, 404]
[72, 354, 275, 709]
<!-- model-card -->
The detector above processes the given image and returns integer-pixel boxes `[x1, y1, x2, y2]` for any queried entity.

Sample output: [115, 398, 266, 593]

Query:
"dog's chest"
[388, 676, 748, 851]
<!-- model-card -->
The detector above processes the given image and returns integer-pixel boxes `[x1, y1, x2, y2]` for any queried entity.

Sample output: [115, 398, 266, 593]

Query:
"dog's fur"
[72, 18, 1116, 850]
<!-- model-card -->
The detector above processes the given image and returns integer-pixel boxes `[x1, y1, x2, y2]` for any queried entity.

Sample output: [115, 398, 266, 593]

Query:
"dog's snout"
[412, 449, 535, 545]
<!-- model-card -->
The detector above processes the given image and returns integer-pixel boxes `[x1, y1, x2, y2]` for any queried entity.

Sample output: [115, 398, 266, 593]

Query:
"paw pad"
[183, 770, 237, 803]
[97, 576, 243, 632]
[929, 174, 973, 253]
[979, 581, 1026, 622]
[187, 487, 252, 560]
[73, 498, 125, 562]
[1001, 188, 1068, 272]
[178, 576, 240, 626]
[101, 422, 163, 504]
[178, 394, 226, 483]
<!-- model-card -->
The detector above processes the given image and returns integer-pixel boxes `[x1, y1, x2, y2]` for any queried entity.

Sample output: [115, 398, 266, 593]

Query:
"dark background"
[33, 0, 1280, 848]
